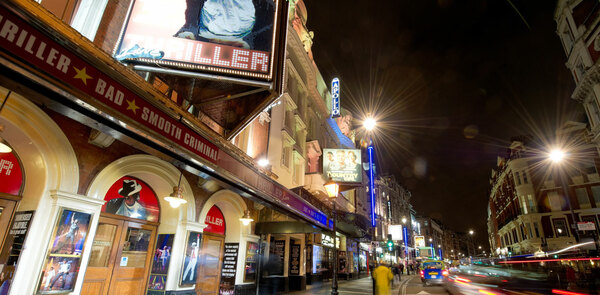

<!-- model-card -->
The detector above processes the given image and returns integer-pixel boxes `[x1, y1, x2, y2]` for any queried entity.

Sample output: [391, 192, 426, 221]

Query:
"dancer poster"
[37, 209, 91, 294]
[146, 234, 174, 295]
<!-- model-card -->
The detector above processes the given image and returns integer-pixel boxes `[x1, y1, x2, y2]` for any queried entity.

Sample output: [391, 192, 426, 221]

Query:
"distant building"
[487, 122, 600, 256]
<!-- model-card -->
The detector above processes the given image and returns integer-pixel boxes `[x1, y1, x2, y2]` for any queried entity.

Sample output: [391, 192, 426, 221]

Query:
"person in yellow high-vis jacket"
[372, 263, 394, 295]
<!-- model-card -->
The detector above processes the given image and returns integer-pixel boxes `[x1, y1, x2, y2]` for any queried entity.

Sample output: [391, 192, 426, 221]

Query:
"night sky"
[305, 0, 583, 247]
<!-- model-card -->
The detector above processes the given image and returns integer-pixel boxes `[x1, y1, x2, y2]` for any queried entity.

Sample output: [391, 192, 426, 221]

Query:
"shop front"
[0, 4, 332, 295]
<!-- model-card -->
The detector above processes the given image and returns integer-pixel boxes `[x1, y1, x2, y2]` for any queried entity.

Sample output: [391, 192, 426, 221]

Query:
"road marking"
[401, 276, 412, 295]
[417, 291, 431, 295]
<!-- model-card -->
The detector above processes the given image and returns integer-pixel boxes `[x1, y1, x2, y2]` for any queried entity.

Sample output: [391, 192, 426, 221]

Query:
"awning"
[336, 211, 371, 239]
[255, 221, 327, 235]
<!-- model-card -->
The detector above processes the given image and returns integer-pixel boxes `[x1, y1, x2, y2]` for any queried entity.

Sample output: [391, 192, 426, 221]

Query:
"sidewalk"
[287, 274, 416, 294]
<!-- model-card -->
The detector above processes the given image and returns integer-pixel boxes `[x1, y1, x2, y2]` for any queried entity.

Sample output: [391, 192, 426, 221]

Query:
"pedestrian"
[397, 264, 402, 280]
[373, 262, 394, 295]
[392, 263, 399, 285]
[566, 265, 577, 291]
[400, 263, 405, 275]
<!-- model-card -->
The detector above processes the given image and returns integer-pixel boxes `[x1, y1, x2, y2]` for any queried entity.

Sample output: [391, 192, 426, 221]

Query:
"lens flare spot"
[464, 124, 479, 139]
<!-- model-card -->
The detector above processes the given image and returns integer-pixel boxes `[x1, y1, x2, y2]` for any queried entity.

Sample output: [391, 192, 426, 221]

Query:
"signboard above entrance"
[102, 176, 160, 222]
[0, 4, 329, 232]
[204, 205, 225, 235]
[115, 0, 282, 81]
[0, 150, 23, 196]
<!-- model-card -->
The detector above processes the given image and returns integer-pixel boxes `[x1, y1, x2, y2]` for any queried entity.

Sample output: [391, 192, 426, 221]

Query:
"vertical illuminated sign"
[403, 226, 408, 261]
[331, 78, 340, 118]
[368, 145, 375, 227]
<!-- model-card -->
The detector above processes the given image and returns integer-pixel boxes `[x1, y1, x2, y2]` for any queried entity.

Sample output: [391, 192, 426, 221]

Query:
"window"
[547, 192, 563, 211]
[559, 21, 574, 54]
[70, 0, 110, 40]
[521, 197, 528, 214]
[534, 222, 540, 238]
[520, 225, 526, 241]
[592, 186, 600, 207]
[527, 195, 536, 213]
[282, 146, 291, 168]
[515, 172, 522, 185]
[575, 187, 591, 209]
[553, 219, 569, 237]
[583, 160, 597, 175]
[523, 172, 528, 184]
[586, 100, 600, 128]
[512, 229, 518, 243]
[527, 223, 533, 239]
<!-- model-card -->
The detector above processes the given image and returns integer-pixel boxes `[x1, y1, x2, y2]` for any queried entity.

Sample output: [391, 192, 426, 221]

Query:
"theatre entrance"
[82, 176, 160, 295]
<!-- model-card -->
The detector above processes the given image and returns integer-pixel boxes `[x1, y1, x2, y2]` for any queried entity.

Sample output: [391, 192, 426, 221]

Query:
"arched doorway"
[82, 176, 160, 295]
[0, 148, 24, 286]
[196, 205, 226, 295]
[196, 190, 253, 295]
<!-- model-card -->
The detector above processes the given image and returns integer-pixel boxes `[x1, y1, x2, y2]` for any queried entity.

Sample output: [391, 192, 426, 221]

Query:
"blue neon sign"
[331, 78, 340, 118]
[368, 145, 375, 227]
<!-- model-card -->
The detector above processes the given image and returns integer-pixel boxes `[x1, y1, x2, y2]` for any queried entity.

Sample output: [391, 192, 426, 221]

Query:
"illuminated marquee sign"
[115, 0, 280, 80]
[331, 78, 340, 118]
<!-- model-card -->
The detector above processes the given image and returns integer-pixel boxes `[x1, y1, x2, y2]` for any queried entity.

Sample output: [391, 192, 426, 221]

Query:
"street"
[401, 275, 449, 295]
[288, 275, 449, 295]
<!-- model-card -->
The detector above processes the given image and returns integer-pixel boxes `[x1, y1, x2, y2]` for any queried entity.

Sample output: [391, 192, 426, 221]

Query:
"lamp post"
[325, 178, 340, 295]
[549, 149, 581, 243]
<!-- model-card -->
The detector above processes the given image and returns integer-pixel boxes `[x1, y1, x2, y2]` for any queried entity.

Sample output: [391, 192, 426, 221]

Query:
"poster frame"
[179, 231, 202, 287]
[36, 207, 93, 294]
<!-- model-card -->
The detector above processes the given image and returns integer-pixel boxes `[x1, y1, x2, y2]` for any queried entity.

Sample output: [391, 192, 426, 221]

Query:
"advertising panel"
[219, 243, 239, 295]
[102, 176, 160, 222]
[37, 209, 92, 294]
[180, 232, 202, 286]
[388, 225, 403, 241]
[146, 234, 175, 295]
[414, 236, 425, 248]
[323, 149, 362, 183]
[0, 211, 34, 295]
[115, 0, 281, 80]
[243, 242, 259, 282]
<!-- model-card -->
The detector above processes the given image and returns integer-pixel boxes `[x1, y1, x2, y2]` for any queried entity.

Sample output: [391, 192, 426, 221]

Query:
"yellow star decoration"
[73, 66, 93, 85]
[126, 99, 140, 114]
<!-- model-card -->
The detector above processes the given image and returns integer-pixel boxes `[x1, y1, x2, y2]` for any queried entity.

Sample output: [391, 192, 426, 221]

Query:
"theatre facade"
[0, 1, 356, 294]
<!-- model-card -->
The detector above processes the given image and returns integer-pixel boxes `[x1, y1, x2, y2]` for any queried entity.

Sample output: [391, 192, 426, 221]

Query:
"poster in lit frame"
[322, 149, 362, 183]
[36, 208, 92, 294]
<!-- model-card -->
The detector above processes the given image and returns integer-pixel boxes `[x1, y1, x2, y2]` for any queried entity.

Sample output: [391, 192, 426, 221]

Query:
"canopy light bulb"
[164, 186, 187, 208]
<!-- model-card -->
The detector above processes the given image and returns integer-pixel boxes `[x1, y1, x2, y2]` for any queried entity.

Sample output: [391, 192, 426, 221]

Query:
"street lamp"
[324, 178, 340, 295]
[363, 117, 377, 131]
[469, 230, 474, 235]
[402, 217, 407, 224]
[548, 148, 580, 243]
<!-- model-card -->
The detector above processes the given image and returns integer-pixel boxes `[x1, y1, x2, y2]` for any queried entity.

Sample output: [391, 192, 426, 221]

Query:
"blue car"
[420, 260, 449, 286]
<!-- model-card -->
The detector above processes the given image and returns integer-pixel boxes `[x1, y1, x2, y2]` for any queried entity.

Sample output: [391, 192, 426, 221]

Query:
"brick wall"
[46, 109, 214, 219]
[94, 0, 132, 54]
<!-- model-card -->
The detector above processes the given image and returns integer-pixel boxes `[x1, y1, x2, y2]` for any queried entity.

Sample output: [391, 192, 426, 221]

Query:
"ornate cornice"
[572, 61, 600, 102]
